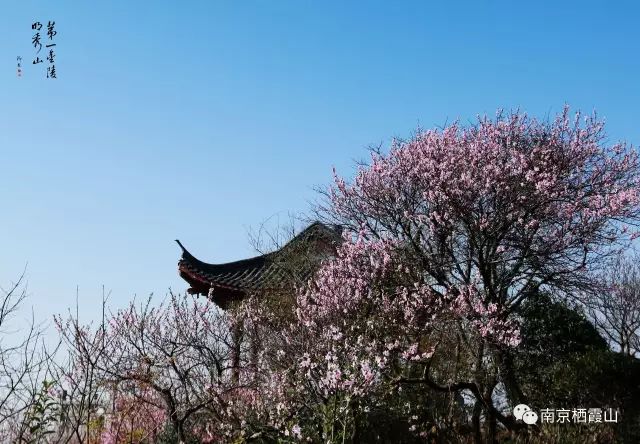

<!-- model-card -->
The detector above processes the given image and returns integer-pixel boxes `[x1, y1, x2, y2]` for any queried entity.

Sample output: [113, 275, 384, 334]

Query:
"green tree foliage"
[514, 292, 608, 407]
[513, 292, 640, 442]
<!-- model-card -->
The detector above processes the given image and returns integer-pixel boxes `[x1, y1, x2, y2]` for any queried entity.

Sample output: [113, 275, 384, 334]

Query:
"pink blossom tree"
[234, 108, 640, 442]
[56, 293, 248, 443]
[234, 235, 521, 441]
[588, 252, 640, 357]
[311, 107, 640, 437]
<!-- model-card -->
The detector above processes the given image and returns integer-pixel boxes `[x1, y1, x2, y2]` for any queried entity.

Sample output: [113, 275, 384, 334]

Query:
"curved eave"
[178, 261, 245, 309]
[176, 239, 272, 275]
[175, 222, 342, 308]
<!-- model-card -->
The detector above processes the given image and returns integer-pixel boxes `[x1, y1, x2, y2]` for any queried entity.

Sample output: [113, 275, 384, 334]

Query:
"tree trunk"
[177, 419, 187, 444]
[485, 401, 497, 444]
[472, 399, 483, 444]
[495, 347, 526, 406]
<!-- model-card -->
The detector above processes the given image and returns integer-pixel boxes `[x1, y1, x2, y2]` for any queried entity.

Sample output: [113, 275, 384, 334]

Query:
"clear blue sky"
[1, 1, 639, 324]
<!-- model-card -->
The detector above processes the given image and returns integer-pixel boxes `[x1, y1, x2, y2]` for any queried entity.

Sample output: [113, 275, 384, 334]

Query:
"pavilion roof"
[176, 222, 341, 308]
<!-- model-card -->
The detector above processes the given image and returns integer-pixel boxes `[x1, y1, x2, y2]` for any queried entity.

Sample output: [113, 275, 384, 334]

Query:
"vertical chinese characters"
[31, 20, 57, 78]
[16, 56, 22, 77]
[46, 21, 57, 78]
[32, 22, 43, 65]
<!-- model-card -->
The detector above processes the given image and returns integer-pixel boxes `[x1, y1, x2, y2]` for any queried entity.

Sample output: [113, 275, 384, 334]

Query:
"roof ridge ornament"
[175, 239, 187, 252]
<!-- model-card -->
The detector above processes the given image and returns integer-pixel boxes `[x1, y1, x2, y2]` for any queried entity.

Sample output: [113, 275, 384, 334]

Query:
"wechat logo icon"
[513, 404, 538, 425]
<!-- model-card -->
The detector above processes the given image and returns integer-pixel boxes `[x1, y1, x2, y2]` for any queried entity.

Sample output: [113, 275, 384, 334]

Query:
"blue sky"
[1, 1, 639, 324]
